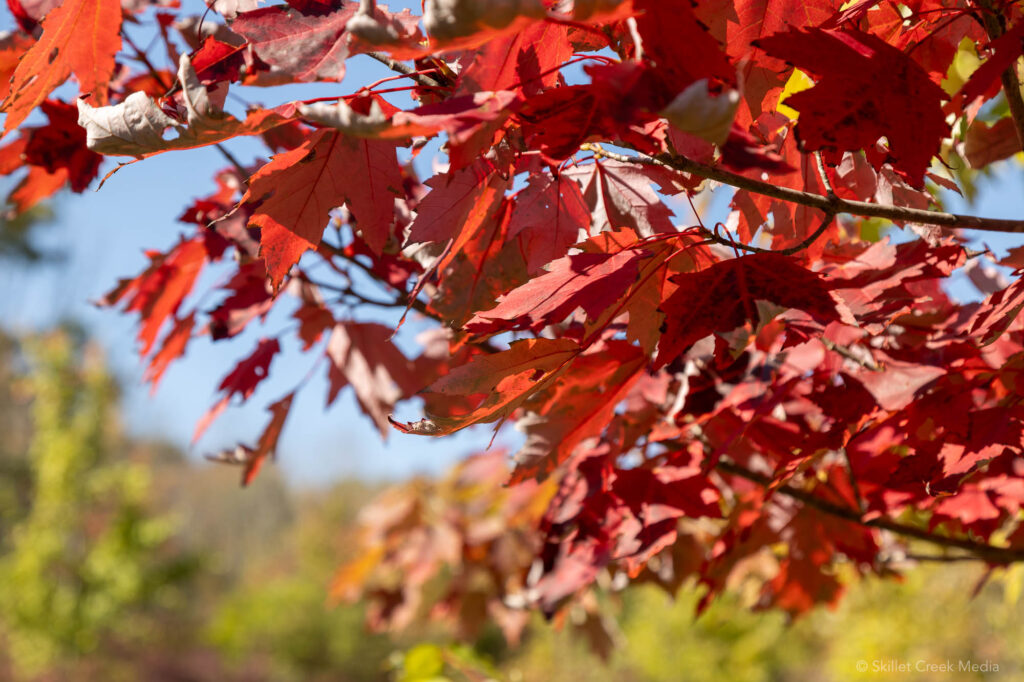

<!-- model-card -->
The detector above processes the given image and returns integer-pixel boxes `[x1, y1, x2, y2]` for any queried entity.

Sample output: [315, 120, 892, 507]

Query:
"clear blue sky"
[1, 4, 1023, 487]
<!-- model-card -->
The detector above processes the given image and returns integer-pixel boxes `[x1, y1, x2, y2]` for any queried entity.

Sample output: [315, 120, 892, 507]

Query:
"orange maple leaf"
[2, 0, 122, 135]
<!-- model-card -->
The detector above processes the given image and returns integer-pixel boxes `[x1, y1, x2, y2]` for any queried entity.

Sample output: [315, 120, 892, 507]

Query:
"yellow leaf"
[941, 37, 981, 96]
[777, 69, 814, 120]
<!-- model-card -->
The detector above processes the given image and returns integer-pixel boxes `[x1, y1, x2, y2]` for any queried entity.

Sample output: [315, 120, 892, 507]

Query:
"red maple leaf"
[757, 27, 949, 186]
[244, 127, 402, 286]
[465, 247, 647, 335]
[194, 337, 282, 442]
[22, 100, 103, 192]
[656, 252, 839, 367]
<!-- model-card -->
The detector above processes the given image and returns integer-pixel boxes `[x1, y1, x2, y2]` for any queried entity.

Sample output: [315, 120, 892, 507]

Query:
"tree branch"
[364, 51, 443, 89]
[213, 143, 250, 182]
[580, 144, 1024, 235]
[715, 458, 1024, 564]
[299, 273, 403, 308]
[978, 0, 1024, 150]
[316, 242, 434, 317]
[902, 552, 983, 563]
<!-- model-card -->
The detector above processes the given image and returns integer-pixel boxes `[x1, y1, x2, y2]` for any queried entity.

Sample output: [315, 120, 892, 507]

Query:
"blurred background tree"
[0, 207, 56, 263]
[0, 330, 197, 678]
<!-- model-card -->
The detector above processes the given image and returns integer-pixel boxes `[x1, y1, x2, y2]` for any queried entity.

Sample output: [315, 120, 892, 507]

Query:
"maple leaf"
[243, 127, 402, 287]
[757, 27, 948, 186]
[854, 352, 944, 411]
[465, 247, 647, 335]
[404, 162, 512, 305]
[326, 322, 420, 437]
[231, 2, 421, 82]
[207, 262, 275, 340]
[969, 278, 1024, 346]
[0, 33, 32, 105]
[242, 393, 295, 486]
[951, 19, 1024, 112]
[455, 20, 572, 96]
[562, 161, 676, 237]
[392, 337, 580, 436]
[655, 252, 840, 367]
[23, 99, 103, 192]
[207, 392, 295, 486]
[661, 79, 740, 146]
[99, 235, 209, 356]
[2, 0, 122, 135]
[293, 303, 335, 350]
[5, 166, 67, 214]
[511, 341, 648, 482]
[213, 0, 263, 17]
[422, 0, 545, 44]
[700, 0, 839, 67]
[424, 196, 529, 327]
[516, 62, 670, 162]
[696, 0, 839, 117]
[345, 4, 424, 56]
[506, 173, 591, 273]
[530, 446, 721, 608]
[144, 312, 194, 392]
[194, 337, 281, 442]
[190, 37, 247, 85]
[630, 0, 734, 96]
[406, 161, 506, 245]
[297, 91, 517, 174]
[613, 465, 722, 523]
[964, 117, 1020, 169]
[231, 4, 359, 82]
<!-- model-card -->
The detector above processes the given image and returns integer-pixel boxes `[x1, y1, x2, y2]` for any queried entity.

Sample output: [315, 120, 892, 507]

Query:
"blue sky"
[2, 3, 1023, 487]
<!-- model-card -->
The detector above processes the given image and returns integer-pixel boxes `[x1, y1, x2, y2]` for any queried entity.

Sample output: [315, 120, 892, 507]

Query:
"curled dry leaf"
[77, 56, 297, 157]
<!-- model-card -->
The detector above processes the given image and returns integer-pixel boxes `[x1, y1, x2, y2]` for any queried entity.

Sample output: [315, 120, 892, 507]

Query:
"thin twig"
[814, 151, 837, 201]
[821, 339, 879, 370]
[315, 241, 507, 355]
[365, 51, 443, 89]
[715, 458, 1024, 564]
[122, 32, 172, 91]
[320, 242, 433, 317]
[214, 143, 250, 181]
[300, 273, 401, 307]
[580, 143, 1024, 234]
[700, 210, 835, 256]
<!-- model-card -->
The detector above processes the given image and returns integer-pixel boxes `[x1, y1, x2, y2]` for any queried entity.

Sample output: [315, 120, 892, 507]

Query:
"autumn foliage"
[6, 0, 1024, 639]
